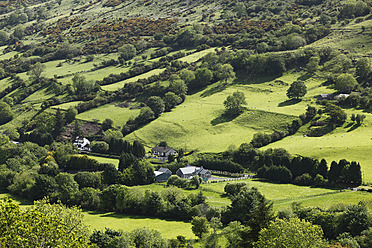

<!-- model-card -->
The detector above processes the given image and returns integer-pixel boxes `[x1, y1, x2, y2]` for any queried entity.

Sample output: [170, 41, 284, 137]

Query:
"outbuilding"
[154, 167, 172, 182]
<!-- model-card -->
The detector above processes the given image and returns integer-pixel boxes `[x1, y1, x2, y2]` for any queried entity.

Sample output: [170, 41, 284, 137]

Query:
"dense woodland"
[1, 0, 372, 247]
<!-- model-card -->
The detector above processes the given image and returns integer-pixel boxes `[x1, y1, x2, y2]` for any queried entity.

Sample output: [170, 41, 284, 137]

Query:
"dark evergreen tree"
[222, 187, 274, 242]
[349, 161, 362, 185]
[132, 140, 145, 158]
[53, 108, 64, 138]
[318, 159, 328, 178]
[328, 161, 342, 183]
[118, 153, 138, 172]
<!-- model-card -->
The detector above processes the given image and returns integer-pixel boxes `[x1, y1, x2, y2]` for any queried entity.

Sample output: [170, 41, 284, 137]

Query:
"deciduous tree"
[0, 102, 13, 125]
[27, 62, 45, 82]
[335, 73, 358, 93]
[119, 44, 137, 61]
[191, 216, 210, 239]
[287, 80, 307, 99]
[255, 218, 325, 248]
[224, 91, 246, 116]
[147, 96, 165, 117]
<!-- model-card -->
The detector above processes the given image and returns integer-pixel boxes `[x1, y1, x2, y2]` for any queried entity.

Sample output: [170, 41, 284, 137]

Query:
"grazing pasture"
[76, 103, 141, 127]
[124, 73, 330, 152]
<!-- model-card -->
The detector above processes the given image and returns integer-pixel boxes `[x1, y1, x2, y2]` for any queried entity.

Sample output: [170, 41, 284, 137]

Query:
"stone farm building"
[154, 167, 172, 182]
[317, 94, 334, 101]
[176, 166, 212, 181]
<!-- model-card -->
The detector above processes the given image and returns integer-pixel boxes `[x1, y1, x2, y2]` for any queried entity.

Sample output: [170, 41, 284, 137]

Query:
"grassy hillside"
[124, 72, 329, 152]
[265, 115, 372, 182]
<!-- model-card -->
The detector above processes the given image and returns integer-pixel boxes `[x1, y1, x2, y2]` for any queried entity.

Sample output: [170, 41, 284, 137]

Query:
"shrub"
[294, 173, 313, 186]
[91, 141, 109, 154]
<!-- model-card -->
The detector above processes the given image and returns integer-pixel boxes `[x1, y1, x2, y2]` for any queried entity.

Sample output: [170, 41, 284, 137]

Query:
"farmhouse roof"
[318, 94, 334, 100]
[197, 168, 211, 175]
[151, 146, 175, 153]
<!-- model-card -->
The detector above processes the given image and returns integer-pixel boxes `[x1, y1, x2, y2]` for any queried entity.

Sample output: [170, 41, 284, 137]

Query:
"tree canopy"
[286, 80, 307, 99]
[224, 91, 247, 116]
[255, 218, 325, 248]
[0, 198, 92, 247]
[0, 102, 13, 125]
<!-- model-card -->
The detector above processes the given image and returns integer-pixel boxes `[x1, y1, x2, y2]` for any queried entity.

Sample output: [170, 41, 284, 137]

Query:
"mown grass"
[274, 190, 372, 211]
[88, 155, 119, 167]
[0, 51, 19, 61]
[178, 48, 216, 63]
[76, 103, 141, 127]
[83, 211, 195, 239]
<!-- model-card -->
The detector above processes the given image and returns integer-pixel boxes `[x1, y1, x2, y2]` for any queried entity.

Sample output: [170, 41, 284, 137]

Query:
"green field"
[178, 48, 216, 63]
[101, 68, 167, 91]
[52, 101, 83, 110]
[0, 192, 194, 239]
[124, 72, 331, 152]
[83, 211, 195, 239]
[76, 103, 141, 127]
[0, 77, 12, 92]
[135, 179, 372, 210]
[309, 19, 372, 56]
[22, 88, 56, 104]
[265, 113, 372, 182]
[88, 155, 119, 167]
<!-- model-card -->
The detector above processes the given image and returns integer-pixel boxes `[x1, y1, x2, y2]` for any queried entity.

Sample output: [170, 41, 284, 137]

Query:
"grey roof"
[318, 94, 334, 99]
[158, 168, 172, 174]
[178, 166, 198, 175]
[199, 169, 211, 175]
[151, 146, 175, 153]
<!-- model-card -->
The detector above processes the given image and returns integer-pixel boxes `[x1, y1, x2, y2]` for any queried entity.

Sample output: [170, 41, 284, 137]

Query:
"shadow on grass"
[297, 73, 313, 81]
[86, 211, 190, 223]
[0, 191, 33, 206]
[234, 71, 278, 85]
[345, 122, 353, 128]
[200, 83, 227, 98]
[211, 112, 239, 126]
[251, 179, 345, 190]
[347, 123, 361, 132]
[278, 98, 301, 107]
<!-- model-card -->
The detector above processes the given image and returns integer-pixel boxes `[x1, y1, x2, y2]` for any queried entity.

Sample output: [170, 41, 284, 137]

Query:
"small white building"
[334, 94, 350, 100]
[73, 136, 90, 151]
